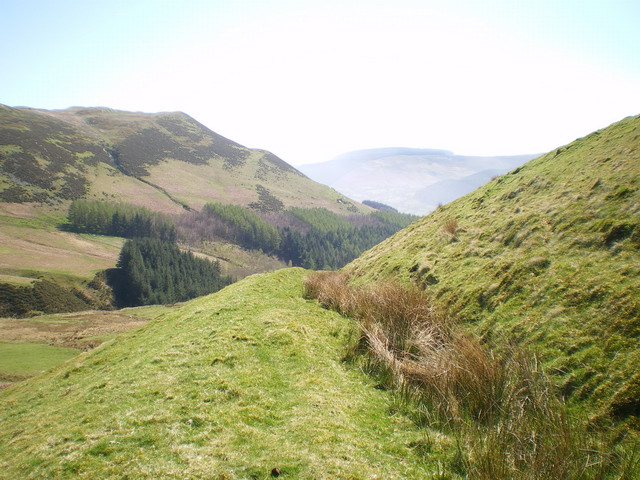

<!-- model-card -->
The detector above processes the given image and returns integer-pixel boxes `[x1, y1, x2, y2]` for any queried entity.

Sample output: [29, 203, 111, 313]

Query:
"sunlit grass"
[304, 270, 639, 479]
[345, 115, 640, 424]
[0, 342, 78, 376]
[0, 269, 445, 479]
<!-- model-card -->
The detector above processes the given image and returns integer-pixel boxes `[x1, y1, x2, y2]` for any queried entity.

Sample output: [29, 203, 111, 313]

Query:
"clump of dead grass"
[303, 271, 638, 479]
[305, 272, 501, 423]
[441, 217, 460, 240]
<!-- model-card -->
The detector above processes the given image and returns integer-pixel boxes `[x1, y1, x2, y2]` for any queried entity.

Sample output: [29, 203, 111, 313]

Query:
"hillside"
[345, 115, 640, 422]
[299, 147, 538, 214]
[0, 269, 443, 479]
[2, 115, 639, 478]
[0, 105, 383, 313]
[0, 105, 364, 214]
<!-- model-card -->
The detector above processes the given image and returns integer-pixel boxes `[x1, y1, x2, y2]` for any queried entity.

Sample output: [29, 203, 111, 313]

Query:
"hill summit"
[0, 105, 364, 214]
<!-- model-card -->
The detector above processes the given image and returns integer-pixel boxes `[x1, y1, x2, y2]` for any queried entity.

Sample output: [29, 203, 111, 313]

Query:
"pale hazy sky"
[2, 0, 639, 165]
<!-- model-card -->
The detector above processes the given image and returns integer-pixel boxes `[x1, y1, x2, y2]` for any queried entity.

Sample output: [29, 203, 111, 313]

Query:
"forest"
[107, 238, 232, 307]
[66, 201, 230, 307]
[176, 203, 418, 269]
[67, 199, 177, 242]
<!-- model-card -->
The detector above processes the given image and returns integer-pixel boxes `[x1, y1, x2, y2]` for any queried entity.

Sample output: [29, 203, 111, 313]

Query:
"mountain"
[298, 147, 539, 214]
[345, 114, 640, 421]
[0, 105, 365, 214]
[0, 105, 376, 312]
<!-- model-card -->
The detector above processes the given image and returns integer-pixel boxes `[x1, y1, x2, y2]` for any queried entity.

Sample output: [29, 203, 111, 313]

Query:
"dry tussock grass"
[303, 271, 636, 479]
[305, 272, 499, 423]
[441, 217, 460, 240]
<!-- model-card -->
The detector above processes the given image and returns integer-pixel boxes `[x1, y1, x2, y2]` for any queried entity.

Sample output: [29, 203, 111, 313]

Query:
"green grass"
[0, 342, 78, 376]
[0, 269, 449, 479]
[346, 114, 640, 425]
[0, 216, 123, 282]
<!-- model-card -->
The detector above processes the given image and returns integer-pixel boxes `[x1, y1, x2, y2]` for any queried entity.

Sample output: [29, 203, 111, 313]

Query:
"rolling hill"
[0, 269, 443, 479]
[299, 147, 539, 214]
[345, 114, 640, 422]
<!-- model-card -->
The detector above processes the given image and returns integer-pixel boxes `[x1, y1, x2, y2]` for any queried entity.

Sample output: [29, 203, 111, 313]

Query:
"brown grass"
[0, 310, 149, 350]
[441, 216, 459, 240]
[305, 272, 500, 424]
[303, 271, 637, 479]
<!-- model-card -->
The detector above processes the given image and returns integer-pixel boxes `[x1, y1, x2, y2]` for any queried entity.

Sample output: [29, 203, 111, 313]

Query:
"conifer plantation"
[177, 203, 418, 270]
[108, 238, 231, 307]
[67, 200, 177, 242]
[62, 200, 416, 308]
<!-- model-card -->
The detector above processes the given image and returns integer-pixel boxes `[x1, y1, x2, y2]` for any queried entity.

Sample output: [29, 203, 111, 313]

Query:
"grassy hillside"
[0, 307, 165, 388]
[345, 114, 640, 424]
[0, 269, 448, 479]
[0, 203, 122, 283]
[0, 203, 122, 315]
[0, 104, 373, 310]
[0, 105, 365, 215]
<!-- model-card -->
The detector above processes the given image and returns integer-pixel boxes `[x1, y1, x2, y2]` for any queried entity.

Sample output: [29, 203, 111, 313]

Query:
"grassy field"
[0, 269, 451, 479]
[0, 203, 123, 283]
[0, 307, 165, 388]
[0, 343, 78, 377]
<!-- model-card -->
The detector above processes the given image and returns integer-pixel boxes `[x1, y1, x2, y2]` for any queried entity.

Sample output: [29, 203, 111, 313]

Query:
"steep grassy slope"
[0, 269, 446, 479]
[346, 115, 640, 423]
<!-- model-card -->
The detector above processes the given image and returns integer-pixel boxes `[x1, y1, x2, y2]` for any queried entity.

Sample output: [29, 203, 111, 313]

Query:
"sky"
[2, 0, 639, 165]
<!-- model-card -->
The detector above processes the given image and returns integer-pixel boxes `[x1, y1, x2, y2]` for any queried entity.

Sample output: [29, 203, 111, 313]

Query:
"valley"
[0, 105, 415, 316]
[0, 107, 638, 478]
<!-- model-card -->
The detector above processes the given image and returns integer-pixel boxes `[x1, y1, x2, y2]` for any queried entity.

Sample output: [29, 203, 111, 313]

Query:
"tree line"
[64, 199, 417, 308]
[66, 200, 231, 307]
[176, 202, 418, 270]
[67, 199, 177, 242]
[202, 202, 280, 252]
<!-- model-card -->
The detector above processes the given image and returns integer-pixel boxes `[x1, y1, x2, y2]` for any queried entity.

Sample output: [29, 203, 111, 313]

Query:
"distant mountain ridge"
[299, 148, 539, 214]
